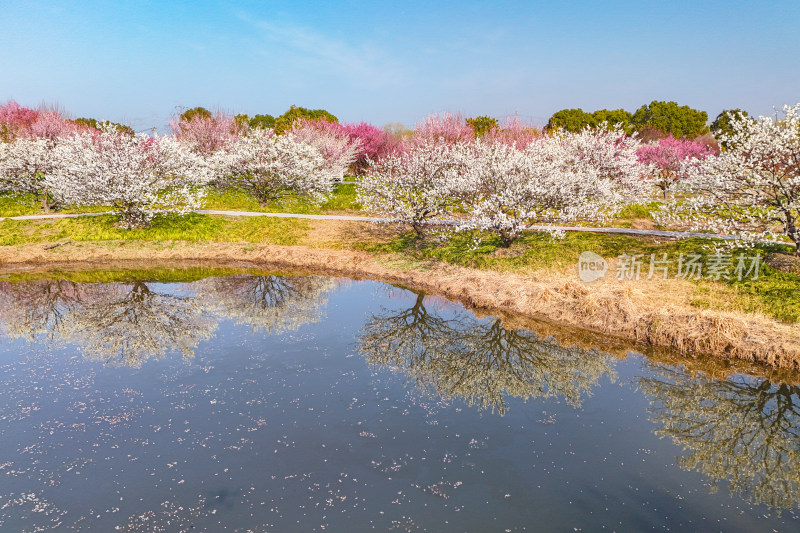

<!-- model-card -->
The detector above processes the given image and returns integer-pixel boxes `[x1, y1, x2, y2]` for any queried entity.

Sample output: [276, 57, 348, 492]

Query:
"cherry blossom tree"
[637, 137, 716, 199]
[288, 119, 360, 182]
[210, 129, 331, 206]
[659, 103, 800, 254]
[48, 127, 209, 228]
[356, 141, 468, 238]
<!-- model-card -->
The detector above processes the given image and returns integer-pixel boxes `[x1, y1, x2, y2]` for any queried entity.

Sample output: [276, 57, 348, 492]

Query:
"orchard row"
[0, 101, 798, 253]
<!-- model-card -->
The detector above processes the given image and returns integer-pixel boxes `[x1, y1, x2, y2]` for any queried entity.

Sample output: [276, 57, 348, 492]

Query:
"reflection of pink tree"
[637, 137, 716, 199]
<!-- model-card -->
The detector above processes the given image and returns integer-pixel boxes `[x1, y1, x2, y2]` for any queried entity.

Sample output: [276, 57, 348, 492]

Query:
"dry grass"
[2, 235, 800, 371]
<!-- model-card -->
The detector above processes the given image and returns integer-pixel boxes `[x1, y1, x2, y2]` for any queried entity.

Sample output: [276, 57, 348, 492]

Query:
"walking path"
[1, 209, 795, 247]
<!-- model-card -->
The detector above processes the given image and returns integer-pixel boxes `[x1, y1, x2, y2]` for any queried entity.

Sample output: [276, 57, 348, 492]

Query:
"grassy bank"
[1, 210, 799, 369]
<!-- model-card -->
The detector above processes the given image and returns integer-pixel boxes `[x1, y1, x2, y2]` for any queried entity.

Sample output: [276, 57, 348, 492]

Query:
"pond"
[0, 272, 798, 532]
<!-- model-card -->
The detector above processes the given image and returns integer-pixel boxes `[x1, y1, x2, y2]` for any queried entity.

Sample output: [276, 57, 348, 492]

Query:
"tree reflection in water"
[639, 364, 800, 509]
[194, 275, 335, 334]
[0, 275, 335, 367]
[0, 280, 87, 342]
[358, 292, 615, 414]
[0, 279, 216, 367]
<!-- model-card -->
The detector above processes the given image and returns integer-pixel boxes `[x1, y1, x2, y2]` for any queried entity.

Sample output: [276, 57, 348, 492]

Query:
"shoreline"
[2, 239, 800, 373]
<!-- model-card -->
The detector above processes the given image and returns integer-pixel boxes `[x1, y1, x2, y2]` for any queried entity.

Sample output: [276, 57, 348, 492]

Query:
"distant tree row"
[179, 105, 337, 135]
[545, 101, 750, 142]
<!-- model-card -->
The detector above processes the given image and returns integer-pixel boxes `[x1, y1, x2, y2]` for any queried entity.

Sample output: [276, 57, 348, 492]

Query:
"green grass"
[0, 212, 310, 246]
[0, 192, 40, 217]
[203, 182, 362, 214]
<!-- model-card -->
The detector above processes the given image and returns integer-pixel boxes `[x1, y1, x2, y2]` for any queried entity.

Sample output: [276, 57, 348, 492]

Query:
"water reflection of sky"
[0, 275, 798, 531]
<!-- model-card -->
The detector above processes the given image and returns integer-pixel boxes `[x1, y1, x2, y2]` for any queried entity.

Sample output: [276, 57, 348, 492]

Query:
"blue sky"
[1, 0, 798, 131]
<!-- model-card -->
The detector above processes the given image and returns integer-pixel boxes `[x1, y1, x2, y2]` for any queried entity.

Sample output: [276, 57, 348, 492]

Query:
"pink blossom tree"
[170, 111, 244, 155]
[637, 137, 716, 199]
[339, 122, 400, 174]
[484, 116, 540, 149]
[0, 101, 40, 141]
[411, 112, 474, 147]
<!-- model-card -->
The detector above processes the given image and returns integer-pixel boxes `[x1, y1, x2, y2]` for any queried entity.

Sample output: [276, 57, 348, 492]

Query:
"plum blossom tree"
[288, 119, 360, 182]
[339, 122, 399, 174]
[357, 141, 468, 238]
[659, 103, 800, 255]
[0, 101, 40, 141]
[0, 137, 65, 212]
[455, 127, 645, 246]
[211, 129, 331, 207]
[557, 123, 644, 184]
[170, 110, 244, 155]
[411, 112, 474, 147]
[484, 116, 540, 149]
[0, 106, 90, 212]
[48, 126, 209, 228]
[637, 137, 716, 199]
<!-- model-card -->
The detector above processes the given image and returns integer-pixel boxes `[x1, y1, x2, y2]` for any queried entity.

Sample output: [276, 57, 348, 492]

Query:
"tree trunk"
[786, 218, 799, 257]
[39, 194, 51, 214]
[411, 221, 425, 240]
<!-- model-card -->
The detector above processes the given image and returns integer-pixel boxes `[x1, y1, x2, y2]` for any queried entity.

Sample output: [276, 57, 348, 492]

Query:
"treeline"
[546, 100, 748, 142]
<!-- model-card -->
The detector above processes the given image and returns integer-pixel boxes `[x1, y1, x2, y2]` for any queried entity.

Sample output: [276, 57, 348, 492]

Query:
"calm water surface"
[0, 274, 798, 532]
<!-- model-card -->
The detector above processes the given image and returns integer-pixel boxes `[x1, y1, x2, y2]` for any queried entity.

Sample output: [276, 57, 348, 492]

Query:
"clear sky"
[1, 0, 798, 132]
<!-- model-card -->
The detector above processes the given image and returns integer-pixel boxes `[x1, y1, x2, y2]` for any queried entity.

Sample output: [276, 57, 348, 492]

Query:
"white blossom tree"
[0, 112, 89, 213]
[210, 129, 332, 207]
[456, 133, 644, 246]
[0, 137, 64, 212]
[659, 103, 800, 255]
[47, 127, 209, 228]
[356, 141, 468, 238]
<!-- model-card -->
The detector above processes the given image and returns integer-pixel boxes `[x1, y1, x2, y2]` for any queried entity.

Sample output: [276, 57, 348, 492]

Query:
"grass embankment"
[0, 181, 362, 218]
[1, 187, 799, 369]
